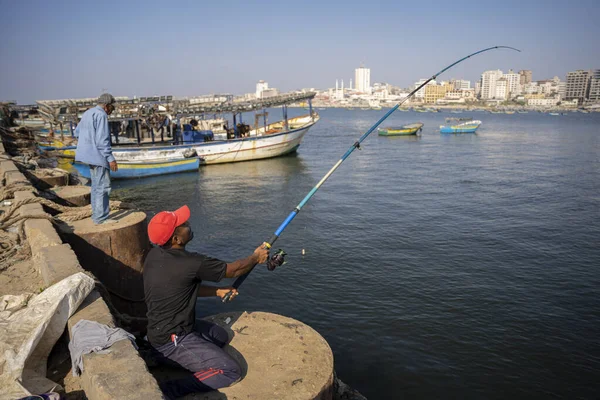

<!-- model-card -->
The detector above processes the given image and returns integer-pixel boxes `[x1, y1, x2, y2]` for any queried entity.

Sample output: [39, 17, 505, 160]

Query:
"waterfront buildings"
[565, 70, 591, 104]
[527, 97, 560, 107]
[495, 78, 508, 100]
[451, 79, 471, 90]
[519, 70, 532, 85]
[588, 69, 600, 102]
[355, 67, 371, 94]
[424, 84, 448, 104]
[503, 70, 521, 97]
[480, 70, 503, 99]
[256, 80, 279, 98]
[414, 79, 437, 99]
[256, 80, 269, 98]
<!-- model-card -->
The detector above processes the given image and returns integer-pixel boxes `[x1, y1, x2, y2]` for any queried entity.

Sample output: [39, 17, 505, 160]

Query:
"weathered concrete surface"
[32, 167, 69, 188]
[49, 185, 91, 206]
[14, 190, 46, 217]
[35, 243, 84, 286]
[195, 311, 335, 400]
[0, 151, 162, 399]
[58, 210, 150, 322]
[67, 290, 164, 400]
[5, 169, 27, 185]
[0, 159, 18, 176]
[23, 219, 63, 253]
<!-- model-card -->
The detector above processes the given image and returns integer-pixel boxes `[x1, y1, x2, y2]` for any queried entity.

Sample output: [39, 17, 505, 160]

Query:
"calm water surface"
[113, 109, 600, 399]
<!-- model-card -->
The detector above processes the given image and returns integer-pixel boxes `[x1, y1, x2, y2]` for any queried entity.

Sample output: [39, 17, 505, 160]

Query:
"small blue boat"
[73, 157, 201, 179]
[440, 118, 482, 134]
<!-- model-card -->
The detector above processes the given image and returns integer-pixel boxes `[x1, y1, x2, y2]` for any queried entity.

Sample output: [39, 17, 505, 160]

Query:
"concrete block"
[77, 340, 163, 400]
[24, 219, 63, 254]
[18, 202, 45, 217]
[5, 170, 27, 185]
[67, 292, 163, 400]
[14, 190, 36, 200]
[32, 168, 69, 189]
[0, 160, 18, 176]
[202, 311, 335, 400]
[49, 185, 91, 206]
[68, 290, 115, 330]
[34, 243, 83, 286]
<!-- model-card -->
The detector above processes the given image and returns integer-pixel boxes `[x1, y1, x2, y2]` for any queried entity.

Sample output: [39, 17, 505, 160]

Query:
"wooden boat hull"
[440, 120, 481, 134]
[73, 157, 200, 179]
[378, 123, 424, 136]
[64, 115, 318, 166]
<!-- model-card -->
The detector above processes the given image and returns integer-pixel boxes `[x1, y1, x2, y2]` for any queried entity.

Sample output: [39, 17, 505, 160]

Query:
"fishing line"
[223, 45, 521, 302]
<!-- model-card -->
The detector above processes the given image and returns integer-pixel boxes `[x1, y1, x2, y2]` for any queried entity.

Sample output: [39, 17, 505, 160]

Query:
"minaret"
[350, 79, 353, 90]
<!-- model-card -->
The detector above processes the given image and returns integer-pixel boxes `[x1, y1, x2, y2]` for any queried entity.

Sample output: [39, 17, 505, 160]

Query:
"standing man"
[143, 205, 269, 399]
[75, 93, 119, 225]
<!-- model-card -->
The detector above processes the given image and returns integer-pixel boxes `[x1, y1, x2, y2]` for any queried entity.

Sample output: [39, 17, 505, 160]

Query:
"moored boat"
[440, 118, 481, 133]
[378, 122, 424, 136]
[72, 157, 201, 179]
[45, 92, 320, 169]
[109, 114, 318, 165]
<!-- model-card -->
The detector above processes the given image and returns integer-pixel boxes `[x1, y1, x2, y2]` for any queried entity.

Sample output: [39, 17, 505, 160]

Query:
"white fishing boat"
[111, 114, 318, 165]
[42, 92, 321, 169]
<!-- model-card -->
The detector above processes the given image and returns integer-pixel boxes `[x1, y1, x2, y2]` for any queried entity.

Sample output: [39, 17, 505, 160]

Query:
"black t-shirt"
[143, 247, 227, 347]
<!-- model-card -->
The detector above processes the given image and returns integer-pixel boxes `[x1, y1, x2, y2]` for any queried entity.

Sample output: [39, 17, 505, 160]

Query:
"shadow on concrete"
[55, 213, 149, 335]
[46, 329, 87, 400]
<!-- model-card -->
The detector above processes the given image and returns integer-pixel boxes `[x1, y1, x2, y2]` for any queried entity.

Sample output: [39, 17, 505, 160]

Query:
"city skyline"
[1, 0, 599, 104]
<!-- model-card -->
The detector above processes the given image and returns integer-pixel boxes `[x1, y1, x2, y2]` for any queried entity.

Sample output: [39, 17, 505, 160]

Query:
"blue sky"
[1, 0, 599, 103]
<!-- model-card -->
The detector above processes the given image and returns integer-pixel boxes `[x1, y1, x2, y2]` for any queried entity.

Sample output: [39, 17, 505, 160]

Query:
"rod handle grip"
[222, 236, 278, 303]
[222, 291, 235, 303]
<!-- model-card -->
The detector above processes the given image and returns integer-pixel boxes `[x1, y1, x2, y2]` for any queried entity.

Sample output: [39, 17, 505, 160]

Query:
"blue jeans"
[89, 165, 111, 224]
[155, 321, 241, 399]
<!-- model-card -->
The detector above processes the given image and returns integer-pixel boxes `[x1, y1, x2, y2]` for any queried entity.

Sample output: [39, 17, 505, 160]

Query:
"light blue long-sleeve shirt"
[74, 106, 115, 168]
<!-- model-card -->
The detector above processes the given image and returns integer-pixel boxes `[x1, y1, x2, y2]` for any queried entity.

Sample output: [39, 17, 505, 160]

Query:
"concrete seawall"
[0, 139, 164, 400]
[0, 130, 366, 400]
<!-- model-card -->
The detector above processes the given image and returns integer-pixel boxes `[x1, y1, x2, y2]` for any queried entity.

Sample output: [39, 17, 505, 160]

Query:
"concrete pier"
[0, 136, 164, 400]
[1, 127, 366, 400]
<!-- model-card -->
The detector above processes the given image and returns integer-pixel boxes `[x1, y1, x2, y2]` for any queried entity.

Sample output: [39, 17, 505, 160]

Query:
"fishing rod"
[223, 45, 521, 302]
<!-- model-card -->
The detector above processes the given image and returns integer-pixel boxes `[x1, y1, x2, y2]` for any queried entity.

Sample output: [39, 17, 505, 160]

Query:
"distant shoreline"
[291, 104, 598, 112]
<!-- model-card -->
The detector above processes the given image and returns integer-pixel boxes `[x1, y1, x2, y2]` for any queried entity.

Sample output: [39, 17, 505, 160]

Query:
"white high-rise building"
[495, 79, 508, 100]
[355, 67, 371, 93]
[256, 80, 269, 98]
[480, 70, 503, 99]
[503, 70, 521, 97]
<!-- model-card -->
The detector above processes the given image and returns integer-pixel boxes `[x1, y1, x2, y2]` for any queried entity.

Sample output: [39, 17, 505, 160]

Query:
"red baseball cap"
[148, 205, 191, 246]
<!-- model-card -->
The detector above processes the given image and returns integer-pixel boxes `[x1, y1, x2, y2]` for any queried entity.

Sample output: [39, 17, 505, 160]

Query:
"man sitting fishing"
[143, 205, 269, 399]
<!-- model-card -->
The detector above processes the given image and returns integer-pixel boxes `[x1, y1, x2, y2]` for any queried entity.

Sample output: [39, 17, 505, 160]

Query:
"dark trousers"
[156, 321, 241, 399]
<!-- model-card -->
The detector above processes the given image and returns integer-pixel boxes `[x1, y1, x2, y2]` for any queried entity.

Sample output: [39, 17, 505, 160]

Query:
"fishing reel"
[266, 249, 287, 271]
